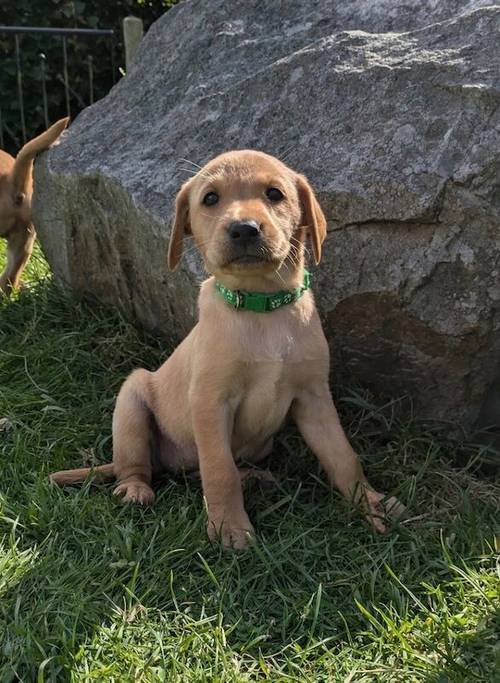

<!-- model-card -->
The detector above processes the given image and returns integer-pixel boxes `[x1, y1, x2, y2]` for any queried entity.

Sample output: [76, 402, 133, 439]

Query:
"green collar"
[215, 270, 311, 313]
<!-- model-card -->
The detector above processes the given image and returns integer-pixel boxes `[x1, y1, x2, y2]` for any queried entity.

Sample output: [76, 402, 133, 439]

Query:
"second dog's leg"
[112, 369, 155, 505]
[0, 225, 35, 293]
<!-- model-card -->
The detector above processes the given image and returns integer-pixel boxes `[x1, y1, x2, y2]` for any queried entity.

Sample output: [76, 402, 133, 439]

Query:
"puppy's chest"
[222, 308, 328, 436]
[233, 342, 314, 438]
[238, 318, 314, 364]
[233, 361, 295, 438]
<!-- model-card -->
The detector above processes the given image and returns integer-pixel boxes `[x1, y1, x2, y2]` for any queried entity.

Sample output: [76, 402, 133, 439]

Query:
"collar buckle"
[235, 291, 245, 309]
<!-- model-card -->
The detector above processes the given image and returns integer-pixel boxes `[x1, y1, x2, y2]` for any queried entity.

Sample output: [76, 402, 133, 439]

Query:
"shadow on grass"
[0, 276, 499, 680]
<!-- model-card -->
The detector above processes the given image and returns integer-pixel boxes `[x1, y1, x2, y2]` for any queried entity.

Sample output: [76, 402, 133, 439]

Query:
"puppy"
[50, 150, 403, 548]
[0, 118, 69, 293]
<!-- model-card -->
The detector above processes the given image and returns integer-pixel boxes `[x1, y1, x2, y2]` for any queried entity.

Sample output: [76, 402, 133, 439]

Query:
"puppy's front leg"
[192, 399, 253, 549]
[292, 385, 404, 532]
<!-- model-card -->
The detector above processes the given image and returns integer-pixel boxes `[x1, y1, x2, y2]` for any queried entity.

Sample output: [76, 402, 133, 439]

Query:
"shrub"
[0, 0, 177, 155]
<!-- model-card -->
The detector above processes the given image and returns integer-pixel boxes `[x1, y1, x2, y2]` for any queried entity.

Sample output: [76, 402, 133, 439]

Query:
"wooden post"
[123, 16, 144, 71]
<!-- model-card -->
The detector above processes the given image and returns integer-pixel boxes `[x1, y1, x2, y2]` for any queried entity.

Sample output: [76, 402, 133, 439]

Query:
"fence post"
[123, 16, 143, 71]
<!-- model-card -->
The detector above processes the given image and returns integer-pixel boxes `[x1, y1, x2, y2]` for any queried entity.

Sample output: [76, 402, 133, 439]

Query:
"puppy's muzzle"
[224, 219, 267, 265]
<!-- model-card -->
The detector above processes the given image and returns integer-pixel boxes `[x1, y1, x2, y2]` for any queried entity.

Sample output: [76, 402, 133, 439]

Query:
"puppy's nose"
[228, 220, 260, 241]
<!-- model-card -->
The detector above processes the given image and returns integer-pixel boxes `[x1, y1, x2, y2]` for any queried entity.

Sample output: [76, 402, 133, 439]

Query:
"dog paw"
[113, 481, 155, 505]
[239, 468, 278, 490]
[363, 489, 406, 533]
[207, 515, 254, 550]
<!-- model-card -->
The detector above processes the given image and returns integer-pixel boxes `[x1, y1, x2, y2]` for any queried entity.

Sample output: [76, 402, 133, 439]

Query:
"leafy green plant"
[0, 0, 177, 154]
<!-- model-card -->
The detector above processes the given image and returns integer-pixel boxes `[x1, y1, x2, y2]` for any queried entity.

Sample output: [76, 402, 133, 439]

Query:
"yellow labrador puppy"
[0, 118, 69, 293]
[51, 150, 403, 548]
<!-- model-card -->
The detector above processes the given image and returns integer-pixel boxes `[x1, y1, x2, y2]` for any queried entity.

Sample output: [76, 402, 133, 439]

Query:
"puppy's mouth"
[221, 251, 281, 271]
[227, 254, 266, 265]
[214, 237, 288, 272]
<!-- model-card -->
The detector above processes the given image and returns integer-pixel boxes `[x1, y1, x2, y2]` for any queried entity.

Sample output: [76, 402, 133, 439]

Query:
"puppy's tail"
[11, 117, 70, 195]
[49, 462, 115, 486]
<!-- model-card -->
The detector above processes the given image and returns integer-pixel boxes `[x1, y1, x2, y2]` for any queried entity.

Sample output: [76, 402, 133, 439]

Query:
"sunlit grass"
[0, 242, 498, 681]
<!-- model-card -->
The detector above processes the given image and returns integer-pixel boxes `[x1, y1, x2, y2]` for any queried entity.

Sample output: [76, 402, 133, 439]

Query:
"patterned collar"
[214, 270, 311, 313]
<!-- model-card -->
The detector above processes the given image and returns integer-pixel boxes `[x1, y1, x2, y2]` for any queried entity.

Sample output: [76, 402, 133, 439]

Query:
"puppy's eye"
[202, 191, 219, 206]
[266, 187, 284, 202]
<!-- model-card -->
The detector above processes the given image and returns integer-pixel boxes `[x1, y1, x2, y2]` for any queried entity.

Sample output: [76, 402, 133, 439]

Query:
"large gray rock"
[34, 0, 500, 430]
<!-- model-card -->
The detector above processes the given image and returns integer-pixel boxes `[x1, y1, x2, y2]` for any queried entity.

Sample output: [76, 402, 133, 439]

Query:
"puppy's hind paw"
[113, 481, 155, 505]
[238, 467, 278, 490]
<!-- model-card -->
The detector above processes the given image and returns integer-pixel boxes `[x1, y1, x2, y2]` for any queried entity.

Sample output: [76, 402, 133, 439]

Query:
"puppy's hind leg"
[112, 369, 156, 505]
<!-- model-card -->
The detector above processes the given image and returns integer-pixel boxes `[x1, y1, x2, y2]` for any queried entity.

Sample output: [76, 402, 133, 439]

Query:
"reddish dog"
[0, 118, 68, 293]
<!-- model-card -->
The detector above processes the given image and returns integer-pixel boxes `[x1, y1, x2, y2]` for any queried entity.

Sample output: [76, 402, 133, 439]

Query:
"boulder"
[33, 0, 500, 430]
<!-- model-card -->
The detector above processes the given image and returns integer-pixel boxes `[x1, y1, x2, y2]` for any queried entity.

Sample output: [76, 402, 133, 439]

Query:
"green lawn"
[0, 243, 499, 682]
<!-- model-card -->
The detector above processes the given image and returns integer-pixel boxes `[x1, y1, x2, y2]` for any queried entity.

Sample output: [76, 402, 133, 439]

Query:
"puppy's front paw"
[113, 480, 155, 505]
[207, 513, 254, 550]
[363, 489, 405, 533]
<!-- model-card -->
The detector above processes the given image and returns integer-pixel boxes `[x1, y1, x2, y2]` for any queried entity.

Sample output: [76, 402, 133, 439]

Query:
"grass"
[0, 242, 499, 682]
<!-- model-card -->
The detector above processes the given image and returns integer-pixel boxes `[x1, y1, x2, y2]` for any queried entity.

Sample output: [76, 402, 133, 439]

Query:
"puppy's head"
[168, 151, 326, 276]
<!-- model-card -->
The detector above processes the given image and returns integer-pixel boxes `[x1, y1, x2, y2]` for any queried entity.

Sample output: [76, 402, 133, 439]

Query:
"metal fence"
[0, 25, 116, 151]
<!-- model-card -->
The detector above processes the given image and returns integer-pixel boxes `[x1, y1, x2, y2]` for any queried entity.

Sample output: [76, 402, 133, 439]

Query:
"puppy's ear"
[296, 174, 327, 265]
[168, 181, 192, 270]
